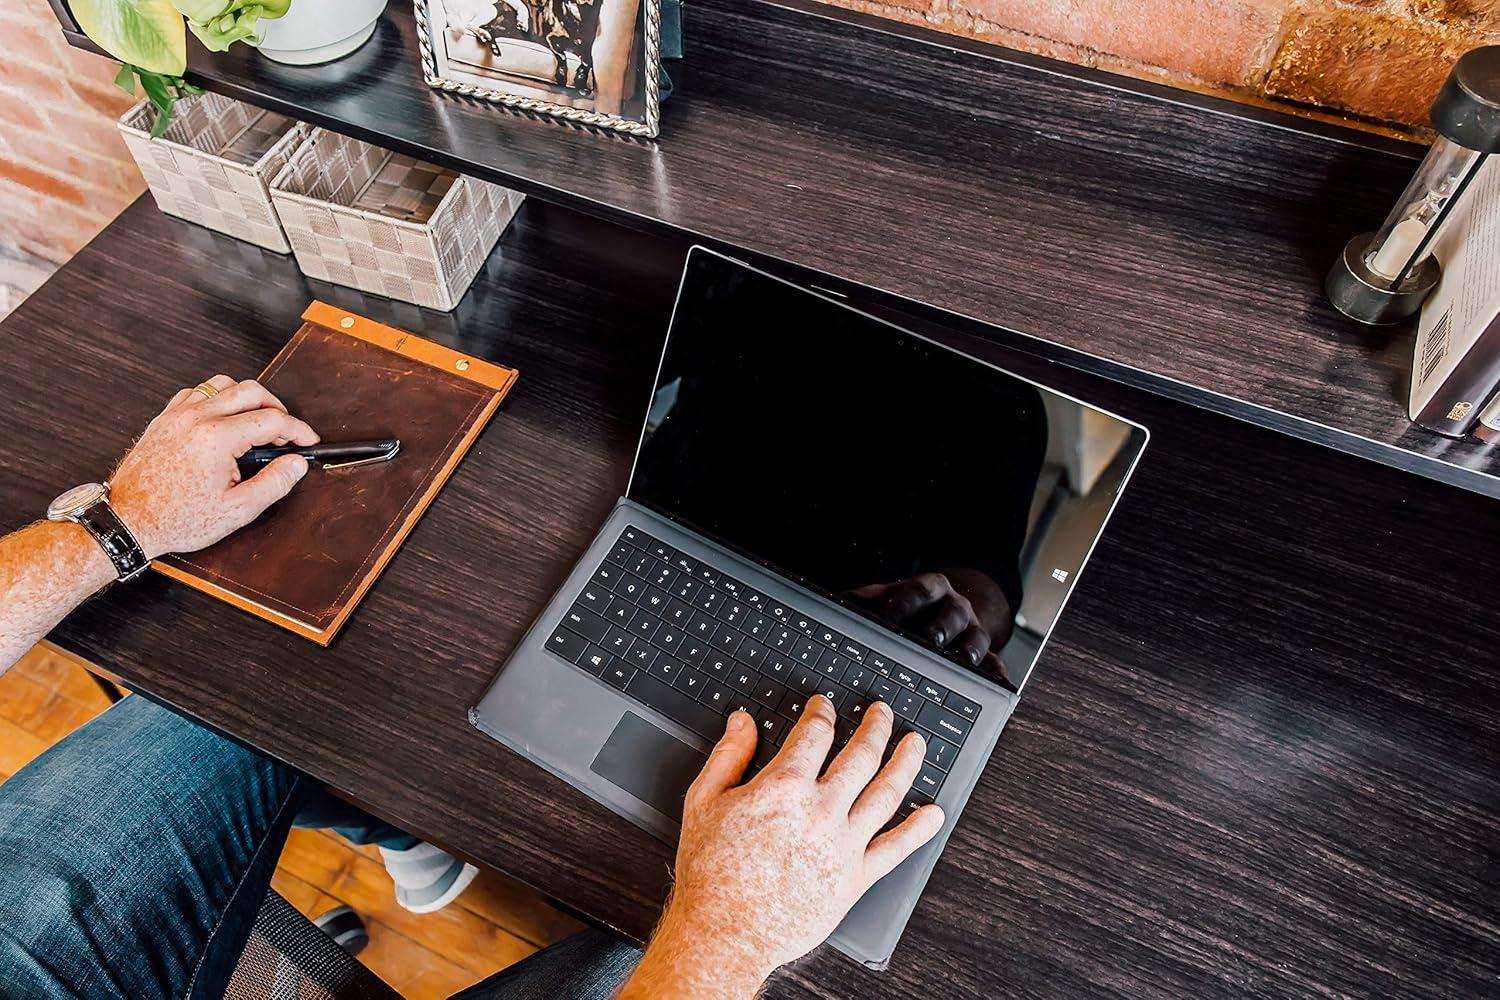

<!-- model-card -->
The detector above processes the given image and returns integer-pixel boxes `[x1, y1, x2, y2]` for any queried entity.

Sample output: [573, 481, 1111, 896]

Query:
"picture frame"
[415, 0, 661, 138]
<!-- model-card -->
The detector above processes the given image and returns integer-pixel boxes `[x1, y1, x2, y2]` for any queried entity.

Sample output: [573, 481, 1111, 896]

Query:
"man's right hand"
[619, 697, 945, 998]
[110, 375, 319, 560]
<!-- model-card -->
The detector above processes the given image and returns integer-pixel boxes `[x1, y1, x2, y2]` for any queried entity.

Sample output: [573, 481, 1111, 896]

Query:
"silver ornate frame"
[415, 0, 661, 138]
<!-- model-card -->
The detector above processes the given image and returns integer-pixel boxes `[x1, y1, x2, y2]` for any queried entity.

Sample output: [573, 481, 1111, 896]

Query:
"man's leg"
[0, 695, 304, 1000]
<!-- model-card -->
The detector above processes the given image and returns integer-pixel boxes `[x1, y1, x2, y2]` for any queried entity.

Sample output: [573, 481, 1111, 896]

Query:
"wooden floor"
[0, 645, 584, 999]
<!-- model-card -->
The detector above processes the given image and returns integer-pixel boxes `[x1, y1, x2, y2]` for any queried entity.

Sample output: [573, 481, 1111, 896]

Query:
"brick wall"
[0, 0, 142, 269]
[824, 0, 1499, 132]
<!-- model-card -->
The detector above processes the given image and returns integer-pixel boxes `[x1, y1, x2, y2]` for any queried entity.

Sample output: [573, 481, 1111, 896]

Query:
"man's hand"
[850, 569, 1014, 679]
[619, 697, 945, 999]
[111, 375, 318, 559]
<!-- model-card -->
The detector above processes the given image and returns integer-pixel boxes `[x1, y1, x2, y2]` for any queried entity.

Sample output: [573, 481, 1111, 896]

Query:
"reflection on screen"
[630, 251, 1145, 693]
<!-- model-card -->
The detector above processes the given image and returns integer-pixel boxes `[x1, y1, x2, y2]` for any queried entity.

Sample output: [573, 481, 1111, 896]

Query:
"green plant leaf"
[113, 62, 136, 94]
[71, 0, 187, 76]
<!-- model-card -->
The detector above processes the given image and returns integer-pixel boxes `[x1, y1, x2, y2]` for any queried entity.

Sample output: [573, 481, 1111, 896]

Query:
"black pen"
[238, 439, 401, 474]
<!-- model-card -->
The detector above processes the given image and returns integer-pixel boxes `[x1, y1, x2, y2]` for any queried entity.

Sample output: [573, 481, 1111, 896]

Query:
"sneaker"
[376, 841, 479, 914]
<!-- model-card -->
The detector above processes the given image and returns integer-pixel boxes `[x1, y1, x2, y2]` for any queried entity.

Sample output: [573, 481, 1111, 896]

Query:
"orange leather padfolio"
[156, 302, 518, 644]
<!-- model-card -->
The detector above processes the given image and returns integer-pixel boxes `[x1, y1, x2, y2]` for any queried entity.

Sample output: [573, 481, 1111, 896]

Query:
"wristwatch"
[46, 482, 151, 582]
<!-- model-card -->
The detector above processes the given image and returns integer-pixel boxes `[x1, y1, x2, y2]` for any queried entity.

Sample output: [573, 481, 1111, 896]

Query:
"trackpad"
[590, 713, 707, 822]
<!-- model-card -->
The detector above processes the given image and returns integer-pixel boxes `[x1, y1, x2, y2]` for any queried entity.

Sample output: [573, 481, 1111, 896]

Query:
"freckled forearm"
[617, 903, 770, 1000]
[0, 521, 117, 674]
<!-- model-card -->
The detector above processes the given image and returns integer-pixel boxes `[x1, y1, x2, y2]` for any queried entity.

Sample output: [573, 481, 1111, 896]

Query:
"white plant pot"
[257, 0, 389, 65]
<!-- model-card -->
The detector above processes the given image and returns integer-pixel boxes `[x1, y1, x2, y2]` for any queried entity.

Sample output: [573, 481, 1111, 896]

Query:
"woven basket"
[118, 93, 306, 253]
[268, 129, 522, 310]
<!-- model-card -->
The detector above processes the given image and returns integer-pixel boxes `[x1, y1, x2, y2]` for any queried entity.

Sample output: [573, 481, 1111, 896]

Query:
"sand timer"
[1327, 46, 1500, 325]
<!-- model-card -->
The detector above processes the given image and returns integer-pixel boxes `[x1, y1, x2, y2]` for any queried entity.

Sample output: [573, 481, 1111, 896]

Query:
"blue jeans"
[0, 695, 638, 999]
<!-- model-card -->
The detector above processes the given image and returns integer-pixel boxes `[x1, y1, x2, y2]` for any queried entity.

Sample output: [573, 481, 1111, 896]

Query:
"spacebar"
[626, 673, 725, 741]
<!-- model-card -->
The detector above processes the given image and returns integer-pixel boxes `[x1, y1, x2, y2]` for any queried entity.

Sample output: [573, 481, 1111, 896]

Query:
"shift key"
[626, 672, 727, 742]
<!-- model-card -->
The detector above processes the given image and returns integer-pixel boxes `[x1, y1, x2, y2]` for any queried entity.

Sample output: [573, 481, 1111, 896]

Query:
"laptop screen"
[629, 249, 1147, 693]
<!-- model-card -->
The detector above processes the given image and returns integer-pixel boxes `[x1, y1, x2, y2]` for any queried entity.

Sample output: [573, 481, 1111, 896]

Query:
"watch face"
[48, 482, 107, 521]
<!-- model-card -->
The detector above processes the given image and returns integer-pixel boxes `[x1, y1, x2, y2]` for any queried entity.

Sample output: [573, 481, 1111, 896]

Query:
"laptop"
[471, 247, 1149, 969]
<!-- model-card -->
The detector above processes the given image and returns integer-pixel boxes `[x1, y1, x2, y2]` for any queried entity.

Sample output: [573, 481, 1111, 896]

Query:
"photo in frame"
[416, 0, 661, 137]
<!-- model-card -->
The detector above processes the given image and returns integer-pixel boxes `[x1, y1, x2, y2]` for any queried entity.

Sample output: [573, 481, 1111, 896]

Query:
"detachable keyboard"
[544, 525, 981, 814]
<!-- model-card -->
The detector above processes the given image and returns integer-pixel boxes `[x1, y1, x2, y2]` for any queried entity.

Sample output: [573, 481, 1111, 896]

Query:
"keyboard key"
[917, 678, 949, 704]
[647, 655, 683, 683]
[628, 609, 659, 640]
[765, 601, 791, 622]
[664, 599, 694, 627]
[840, 693, 872, 723]
[742, 588, 767, 607]
[946, 692, 981, 721]
[685, 612, 719, 641]
[678, 639, 710, 668]
[711, 629, 743, 656]
[838, 638, 869, 661]
[791, 637, 824, 666]
[751, 740, 778, 770]
[656, 627, 684, 653]
[603, 596, 635, 625]
[620, 526, 646, 547]
[626, 672, 723, 740]
[601, 661, 635, 689]
[812, 683, 846, 711]
[717, 576, 744, 599]
[892, 688, 922, 720]
[925, 734, 958, 771]
[695, 565, 720, 587]
[670, 552, 699, 575]
[592, 564, 624, 591]
[674, 667, 709, 697]
[578, 645, 611, 676]
[725, 695, 758, 717]
[789, 667, 822, 695]
[912, 763, 945, 798]
[701, 652, 733, 678]
[755, 712, 790, 745]
[646, 539, 676, 563]
[625, 643, 657, 670]
[778, 690, 806, 717]
[624, 552, 654, 578]
[767, 626, 800, 654]
[816, 653, 849, 683]
[743, 612, 774, 641]
[615, 576, 646, 603]
[546, 626, 588, 663]
[669, 576, 699, 601]
[762, 654, 794, 680]
[603, 627, 633, 656]
[841, 664, 874, 694]
[739, 640, 770, 671]
[639, 586, 671, 616]
[891, 664, 922, 690]
[900, 789, 935, 819]
[562, 607, 610, 644]
[606, 541, 634, 566]
[917, 701, 972, 744]
[700, 681, 732, 713]
[648, 564, 678, 590]
[577, 583, 609, 613]
[716, 601, 749, 627]
[790, 613, 817, 634]
[693, 589, 725, 615]
[751, 677, 787, 709]
[814, 625, 843, 649]
[728, 667, 757, 694]
[865, 652, 893, 675]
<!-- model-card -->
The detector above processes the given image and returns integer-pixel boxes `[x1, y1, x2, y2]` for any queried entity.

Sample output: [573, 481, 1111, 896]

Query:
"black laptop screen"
[629, 250, 1145, 692]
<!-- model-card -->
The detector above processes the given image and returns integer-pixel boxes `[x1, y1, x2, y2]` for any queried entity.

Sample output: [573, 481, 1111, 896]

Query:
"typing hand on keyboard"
[616, 697, 944, 1000]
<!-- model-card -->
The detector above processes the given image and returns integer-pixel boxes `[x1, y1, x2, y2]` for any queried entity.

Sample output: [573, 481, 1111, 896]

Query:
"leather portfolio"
[155, 302, 518, 644]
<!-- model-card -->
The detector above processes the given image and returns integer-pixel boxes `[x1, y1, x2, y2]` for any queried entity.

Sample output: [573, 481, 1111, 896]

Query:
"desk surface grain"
[2, 199, 1498, 998]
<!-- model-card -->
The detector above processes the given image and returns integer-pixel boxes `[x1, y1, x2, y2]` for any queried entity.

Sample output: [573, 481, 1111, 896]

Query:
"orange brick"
[943, 0, 1291, 87]
[1264, 3, 1476, 127]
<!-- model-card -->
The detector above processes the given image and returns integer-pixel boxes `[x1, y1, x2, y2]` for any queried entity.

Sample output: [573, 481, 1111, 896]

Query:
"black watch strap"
[76, 500, 151, 582]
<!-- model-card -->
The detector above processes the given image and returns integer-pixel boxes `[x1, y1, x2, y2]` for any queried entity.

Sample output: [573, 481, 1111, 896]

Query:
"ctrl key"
[547, 626, 588, 664]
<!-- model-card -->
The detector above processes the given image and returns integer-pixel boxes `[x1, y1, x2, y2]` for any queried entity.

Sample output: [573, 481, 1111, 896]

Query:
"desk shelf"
[56, 0, 1500, 497]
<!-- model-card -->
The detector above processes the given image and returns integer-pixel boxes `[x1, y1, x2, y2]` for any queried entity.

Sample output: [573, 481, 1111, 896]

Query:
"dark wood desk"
[3, 198, 1498, 997]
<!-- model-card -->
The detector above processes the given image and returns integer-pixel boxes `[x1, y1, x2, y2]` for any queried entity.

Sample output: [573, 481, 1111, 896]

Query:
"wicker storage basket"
[118, 93, 306, 253]
[268, 129, 522, 310]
